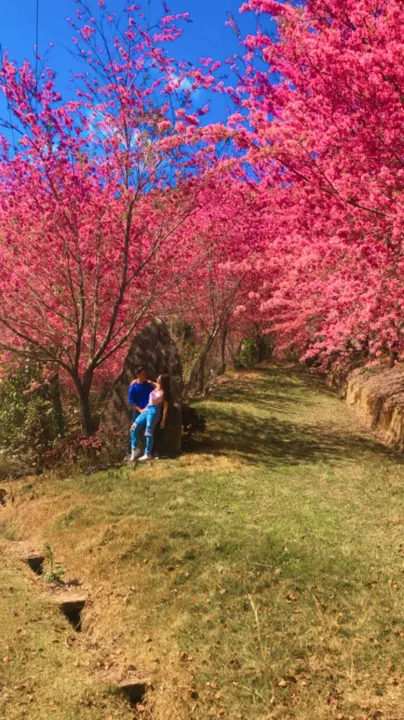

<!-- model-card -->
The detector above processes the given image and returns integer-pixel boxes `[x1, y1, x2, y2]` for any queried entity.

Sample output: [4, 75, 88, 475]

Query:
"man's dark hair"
[136, 366, 146, 376]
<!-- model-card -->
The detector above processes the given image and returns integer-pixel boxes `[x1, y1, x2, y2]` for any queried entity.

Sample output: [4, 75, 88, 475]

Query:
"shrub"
[44, 432, 105, 473]
[235, 335, 274, 368]
[43, 544, 65, 584]
[0, 365, 66, 471]
[182, 404, 207, 447]
[0, 454, 31, 481]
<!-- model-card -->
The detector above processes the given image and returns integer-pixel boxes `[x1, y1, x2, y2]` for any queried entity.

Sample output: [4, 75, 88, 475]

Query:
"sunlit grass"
[0, 550, 133, 719]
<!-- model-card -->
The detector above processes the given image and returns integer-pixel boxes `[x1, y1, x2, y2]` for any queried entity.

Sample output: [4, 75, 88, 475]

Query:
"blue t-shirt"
[128, 381, 154, 410]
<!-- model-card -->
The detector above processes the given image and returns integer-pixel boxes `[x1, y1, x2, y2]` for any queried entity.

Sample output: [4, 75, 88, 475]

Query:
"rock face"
[101, 318, 182, 456]
[346, 364, 404, 451]
[153, 404, 182, 458]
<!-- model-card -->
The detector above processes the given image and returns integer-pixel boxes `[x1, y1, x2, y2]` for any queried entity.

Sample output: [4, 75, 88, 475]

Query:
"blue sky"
[0, 0, 274, 139]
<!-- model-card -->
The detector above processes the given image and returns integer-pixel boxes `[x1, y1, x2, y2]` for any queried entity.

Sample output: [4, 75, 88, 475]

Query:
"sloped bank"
[345, 364, 404, 451]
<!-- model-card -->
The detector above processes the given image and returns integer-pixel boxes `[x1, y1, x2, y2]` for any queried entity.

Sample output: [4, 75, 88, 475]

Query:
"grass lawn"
[1, 365, 404, 719]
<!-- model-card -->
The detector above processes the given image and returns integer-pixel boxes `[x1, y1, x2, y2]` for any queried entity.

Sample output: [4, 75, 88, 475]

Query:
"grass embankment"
[1, 366, 404, 719]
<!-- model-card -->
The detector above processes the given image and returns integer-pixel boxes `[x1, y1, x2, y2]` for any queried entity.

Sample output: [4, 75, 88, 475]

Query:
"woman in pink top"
[130, 374, 171, 462]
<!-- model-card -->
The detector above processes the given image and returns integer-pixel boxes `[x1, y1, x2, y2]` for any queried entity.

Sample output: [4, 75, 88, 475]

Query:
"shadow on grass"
[277, 363, 336, 395]
[215, 365, 336, 401]
[201, 407, 396, 467]
[194, 366, 400, 468]
[211, 384, 299, 415]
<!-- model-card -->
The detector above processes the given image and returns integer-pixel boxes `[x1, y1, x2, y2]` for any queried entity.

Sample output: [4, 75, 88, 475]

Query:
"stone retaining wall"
[346, 364, 404, 451]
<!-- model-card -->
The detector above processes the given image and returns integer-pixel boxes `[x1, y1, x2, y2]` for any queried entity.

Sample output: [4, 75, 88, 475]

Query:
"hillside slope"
[1, 366, 403, 720]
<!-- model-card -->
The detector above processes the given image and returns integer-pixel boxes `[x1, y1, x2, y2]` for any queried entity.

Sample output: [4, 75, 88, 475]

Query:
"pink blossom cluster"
[234, 0, 404, 368]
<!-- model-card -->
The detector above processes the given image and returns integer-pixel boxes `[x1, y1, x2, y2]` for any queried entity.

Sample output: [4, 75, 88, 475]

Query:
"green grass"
[1, 365, 404, 719]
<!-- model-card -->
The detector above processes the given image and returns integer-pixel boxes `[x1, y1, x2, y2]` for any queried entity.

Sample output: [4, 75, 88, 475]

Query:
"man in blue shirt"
[128, 367, 155, 422]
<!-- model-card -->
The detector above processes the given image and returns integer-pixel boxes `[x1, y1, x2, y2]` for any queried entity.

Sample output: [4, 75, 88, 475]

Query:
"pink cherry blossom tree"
[233, 0, 404, 367]
[0, 1, 227, 435]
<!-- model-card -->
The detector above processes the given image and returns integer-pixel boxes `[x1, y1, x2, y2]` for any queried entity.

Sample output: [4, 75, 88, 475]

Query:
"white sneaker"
[130, 449, 141, 462]
[138, 454, 152, 462]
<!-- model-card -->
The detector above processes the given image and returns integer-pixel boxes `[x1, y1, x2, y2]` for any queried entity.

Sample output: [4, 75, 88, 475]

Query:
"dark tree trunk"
[389, 348, 399, 368]
[74, 370, 95, 437]
[79, 390, 94, 437]
[219, 327, 227, 374]
[253, 324, 266, 363]
[197, 331, 219, 393]
[257, 336, 266, 363]
[198, 352, 207, 394]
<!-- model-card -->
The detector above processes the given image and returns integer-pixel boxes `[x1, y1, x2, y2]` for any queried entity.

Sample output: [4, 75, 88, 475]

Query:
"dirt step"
[118, 678, 151, 705]
[53, 596, 87, 632]
[26, 554, 45, 575]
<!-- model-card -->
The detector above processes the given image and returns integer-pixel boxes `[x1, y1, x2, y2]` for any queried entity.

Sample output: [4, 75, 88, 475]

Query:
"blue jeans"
[131, 405, 161, 455]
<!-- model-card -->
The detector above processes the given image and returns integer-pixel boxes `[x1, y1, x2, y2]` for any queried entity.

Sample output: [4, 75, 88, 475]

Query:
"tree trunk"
[389, 348, 399, 368]
[78, 386, 94, 436]
[257, 336, 266, 363]
[219, 327, 227, 374]
[253, 324, 266, 363]
[198, 331, 220, 393]
[198, 352, 207, 394]
[74, 370, 95, 437]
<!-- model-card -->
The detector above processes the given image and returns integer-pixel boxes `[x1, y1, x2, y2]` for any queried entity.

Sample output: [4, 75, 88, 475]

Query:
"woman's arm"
[160, 400, 169, 429]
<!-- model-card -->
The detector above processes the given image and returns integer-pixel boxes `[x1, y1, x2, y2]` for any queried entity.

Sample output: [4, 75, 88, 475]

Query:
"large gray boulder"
[153, 404, 182, 458]
[101, 318, 182, 456]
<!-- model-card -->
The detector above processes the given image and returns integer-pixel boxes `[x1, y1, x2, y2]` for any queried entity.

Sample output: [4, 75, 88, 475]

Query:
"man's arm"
[128, 384, 142, 413]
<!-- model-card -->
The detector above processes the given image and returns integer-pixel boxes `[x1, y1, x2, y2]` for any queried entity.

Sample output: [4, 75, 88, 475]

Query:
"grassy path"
[1, 366, 404, 719]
